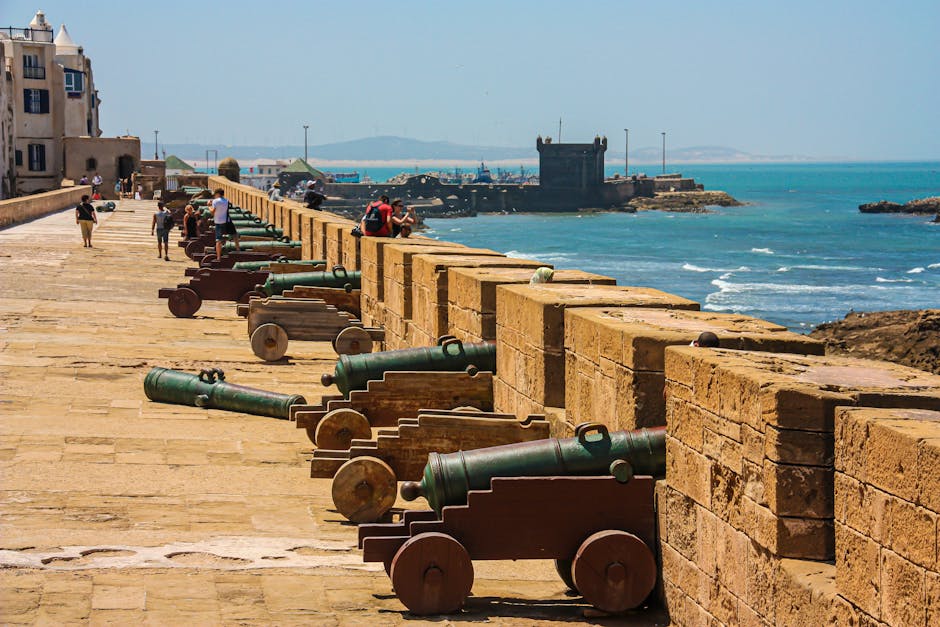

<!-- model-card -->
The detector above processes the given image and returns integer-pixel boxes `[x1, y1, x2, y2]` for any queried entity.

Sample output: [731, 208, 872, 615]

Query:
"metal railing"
[1, 27, 53, 42]
[23, 65, 45, 79]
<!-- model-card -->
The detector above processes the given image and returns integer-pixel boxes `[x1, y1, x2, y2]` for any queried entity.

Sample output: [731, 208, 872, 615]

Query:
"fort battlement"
[207, 172, 940, 626]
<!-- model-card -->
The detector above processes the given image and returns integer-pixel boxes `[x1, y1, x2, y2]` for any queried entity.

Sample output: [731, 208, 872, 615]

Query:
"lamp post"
[303, 125, 309, 163]
[661, 132, 666, 174]
[623, 128, 629, 177]
[153, 130, 159, 160]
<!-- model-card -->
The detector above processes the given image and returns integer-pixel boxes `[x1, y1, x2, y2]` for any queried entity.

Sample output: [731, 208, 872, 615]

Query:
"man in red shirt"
[361, 194, 393, 237]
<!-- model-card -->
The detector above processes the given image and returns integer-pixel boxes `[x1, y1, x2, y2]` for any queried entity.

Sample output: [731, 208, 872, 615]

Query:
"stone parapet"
[564, 308, 824, 431]
[0, 185, 91, 229]
[494, 283, 699, 425]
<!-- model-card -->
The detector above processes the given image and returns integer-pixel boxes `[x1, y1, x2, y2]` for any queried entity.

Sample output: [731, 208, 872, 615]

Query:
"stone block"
[325, 222, 353, 267]
[340, 227, 361, 270]
[776, 558, 838, 627]
[300, 212, 317, 260]
[881, 548, 925, 627]
[836, 522, 882, 619]
[358, 235, 459, 304]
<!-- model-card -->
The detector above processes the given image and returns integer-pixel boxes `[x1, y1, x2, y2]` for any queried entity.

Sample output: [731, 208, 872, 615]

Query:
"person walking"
[75, 194, 97, 248]
[151, 201, 172, 260]
[182, 204, 199, 239]
[91, 173, 102, 194]
[210, 188, 239, 259]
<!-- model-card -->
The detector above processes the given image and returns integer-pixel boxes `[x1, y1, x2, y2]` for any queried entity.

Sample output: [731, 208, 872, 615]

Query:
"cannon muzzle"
[401, 423, 667, 513]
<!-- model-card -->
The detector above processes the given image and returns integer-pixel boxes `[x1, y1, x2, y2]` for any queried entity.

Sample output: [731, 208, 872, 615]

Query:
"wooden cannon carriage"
[358, 474, 658, 615]
[243, 296, 384, 360]
[236, 285, 362, 320]
[290, 370, 494, 447]
[158, 268, 268, 317]
[313, 409, 550, 523]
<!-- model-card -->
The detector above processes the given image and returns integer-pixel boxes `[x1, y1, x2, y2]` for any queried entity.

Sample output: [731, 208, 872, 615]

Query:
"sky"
[5, 0, 939, 160]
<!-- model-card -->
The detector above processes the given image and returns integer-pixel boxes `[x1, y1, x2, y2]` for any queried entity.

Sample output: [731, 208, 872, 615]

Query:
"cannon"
[232, 259, 326, 272]
[143, 367, 305, 419]
[401, 423, 666, 513]
[314, 409, 550, 523]
[292, 369, 493, 446]
[245, 296, 384, 361]
[359, 447, 659, 615]
[232, 225, 285, 238]
[219, 239, 302, 253]
[321, 336, 496, 398]
[196, 250, 299, 269]
[257, 266, 361, 296]
[158, 268, 269, 317]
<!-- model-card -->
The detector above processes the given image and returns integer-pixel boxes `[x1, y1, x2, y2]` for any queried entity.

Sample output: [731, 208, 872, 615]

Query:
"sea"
[405, 162, 939, 333]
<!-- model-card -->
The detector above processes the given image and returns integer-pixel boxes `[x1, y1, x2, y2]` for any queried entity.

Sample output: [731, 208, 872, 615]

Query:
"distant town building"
[276, 158, 327, 195]
[1, 10, 140, 199]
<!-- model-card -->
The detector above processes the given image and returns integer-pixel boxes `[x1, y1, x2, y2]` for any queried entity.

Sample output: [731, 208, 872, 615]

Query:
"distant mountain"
[146, 136, 809, 164]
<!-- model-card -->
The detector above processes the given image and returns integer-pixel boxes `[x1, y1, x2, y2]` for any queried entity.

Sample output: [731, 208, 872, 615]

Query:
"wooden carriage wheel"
[390, 532, 473, 615]
[331, 456, 397, 523]
[250, 323, 289, 361]
[333, 326, 373, 355]
[197, 252, 217, 266]
[571, 530, 656, 613]
[554, 558, 576, 591]
[167, 287, 202, 318]
[238, 290, 264, 304]
[314, 408, 371, 450]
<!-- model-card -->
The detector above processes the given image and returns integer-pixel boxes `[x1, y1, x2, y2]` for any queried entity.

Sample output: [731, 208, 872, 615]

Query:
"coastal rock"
[858, 196, 940, 214]
[809, 309, 940, 375]
[627, 190, 741, 213]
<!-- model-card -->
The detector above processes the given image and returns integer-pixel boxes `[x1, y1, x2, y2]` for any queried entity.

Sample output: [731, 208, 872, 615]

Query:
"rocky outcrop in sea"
[858, 196, 940, 215]
[627, 190, 742, 213]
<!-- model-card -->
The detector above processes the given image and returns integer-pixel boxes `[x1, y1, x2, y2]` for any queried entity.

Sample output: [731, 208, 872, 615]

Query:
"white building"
[0, 10, 102, 196]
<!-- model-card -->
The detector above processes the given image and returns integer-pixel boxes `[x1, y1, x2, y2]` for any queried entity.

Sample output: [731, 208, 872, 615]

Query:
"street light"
[623, 128, 629, 177]
[661, 132, 666, 174]
[153, 130, 159, 160]
[303, 125, 309, 163]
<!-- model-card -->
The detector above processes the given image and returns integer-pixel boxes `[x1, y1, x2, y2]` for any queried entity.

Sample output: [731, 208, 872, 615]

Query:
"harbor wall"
[0, 185, 92, 229]
[207, 175, 940, 626]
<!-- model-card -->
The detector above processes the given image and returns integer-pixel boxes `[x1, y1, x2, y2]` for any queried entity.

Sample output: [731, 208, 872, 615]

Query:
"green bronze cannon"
[232, 259, 326, 271]
[258, 266, 361, 296]
[220, 239, 301, 253]
[143, 367, 305, 419]
[321, 336, 497, 397]
[234, 225, 285, 238]
[400, 423, 666, 513]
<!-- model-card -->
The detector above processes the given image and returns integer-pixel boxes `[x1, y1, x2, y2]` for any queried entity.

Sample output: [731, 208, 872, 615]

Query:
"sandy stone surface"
[0, 201, 666, 625]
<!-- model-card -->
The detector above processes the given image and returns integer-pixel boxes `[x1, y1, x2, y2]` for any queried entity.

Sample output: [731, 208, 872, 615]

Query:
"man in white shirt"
[210, 188, 239, 259]
[91, 173, 103, 193]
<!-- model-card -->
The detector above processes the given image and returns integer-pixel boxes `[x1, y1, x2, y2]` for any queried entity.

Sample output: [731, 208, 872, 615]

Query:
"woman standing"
[75, 194, 98, 248]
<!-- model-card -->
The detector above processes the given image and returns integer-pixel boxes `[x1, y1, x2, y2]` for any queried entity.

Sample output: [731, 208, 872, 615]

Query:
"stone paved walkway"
[0, 202, 667, 625]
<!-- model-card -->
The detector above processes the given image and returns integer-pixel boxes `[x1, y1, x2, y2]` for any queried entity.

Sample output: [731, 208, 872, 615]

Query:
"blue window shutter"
[39, 89, 49, 113]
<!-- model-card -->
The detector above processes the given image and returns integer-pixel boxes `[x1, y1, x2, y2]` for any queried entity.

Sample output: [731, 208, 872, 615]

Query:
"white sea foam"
[875, 277, 914, 283]
[777, 267, 790, 272]
[710, 279, 878, 295]
[751, 247, 774, 254]
[682, 263, 751, 273]
[907, 267, 925, 274]
[929, 263, 940, 269]
[450, 227, 462, 232]
[505, 251, 574, 263]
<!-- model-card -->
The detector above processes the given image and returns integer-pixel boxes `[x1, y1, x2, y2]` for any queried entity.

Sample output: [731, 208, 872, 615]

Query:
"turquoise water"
[419, 162, 939, 331]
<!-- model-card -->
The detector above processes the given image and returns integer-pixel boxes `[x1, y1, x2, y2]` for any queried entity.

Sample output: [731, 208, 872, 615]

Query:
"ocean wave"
[907, 267, 925, 274]
[751, 247, 774, 254]
[682, 263, 751, 273]
[505, 251, 575, 263]
[875, 277, 915, 283]
[709, 279, 882, 296]
[929, 263, 940, 269]
[450, 227, 462, 232]
[777, 267, 790, 272]
[790, 264, 875, 272]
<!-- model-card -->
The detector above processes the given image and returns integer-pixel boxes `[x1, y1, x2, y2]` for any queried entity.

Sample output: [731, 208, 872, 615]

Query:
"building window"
[87, 118, 93, 135]
[86, 157, 97, 170]
[15, 150, 23, 167]
[23, 88, 49, 114]
[28, 144, 46, 172]
[64, 69, 84, 94]
[22, 54, 45, 79]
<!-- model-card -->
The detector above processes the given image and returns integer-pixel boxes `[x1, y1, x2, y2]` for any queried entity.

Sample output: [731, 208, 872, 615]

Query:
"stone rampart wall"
[206, 174, 940, 626]
[0, 185, 92, 229]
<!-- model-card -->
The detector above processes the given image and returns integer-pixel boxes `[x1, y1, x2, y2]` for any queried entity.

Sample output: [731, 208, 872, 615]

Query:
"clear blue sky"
[6, 0, 939, 159]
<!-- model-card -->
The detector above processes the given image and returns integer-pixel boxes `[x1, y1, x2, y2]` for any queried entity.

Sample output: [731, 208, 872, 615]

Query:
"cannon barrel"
[259, 266, 361, 296]
[321, 336, 496, 397]
[233, 227, 285, 238]
[232, 259, 326, 271]
[400, 423, 666, 513]
[220, 240, 301, 253]
[143, 367, 305, 419]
